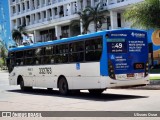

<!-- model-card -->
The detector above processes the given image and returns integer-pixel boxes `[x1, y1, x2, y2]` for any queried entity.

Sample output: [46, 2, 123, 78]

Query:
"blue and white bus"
[7, 29, 149, 95]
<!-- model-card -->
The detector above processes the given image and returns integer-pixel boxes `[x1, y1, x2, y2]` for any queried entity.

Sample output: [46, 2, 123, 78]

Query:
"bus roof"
[9, 29, 146, 52]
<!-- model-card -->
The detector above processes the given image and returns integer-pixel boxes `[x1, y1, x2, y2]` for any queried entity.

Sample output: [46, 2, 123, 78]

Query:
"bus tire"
[19, 77, 25, 91]
[71, 90, 80, 94]
[26, 87, 33, 91]
[19, 77, 32, 91]
[88, 89, 104, 95]
[58, 77, 69, 95]
[47, 88, 53, 91]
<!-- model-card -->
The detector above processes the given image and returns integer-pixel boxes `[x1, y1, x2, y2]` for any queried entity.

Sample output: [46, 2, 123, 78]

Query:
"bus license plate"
[127, 73, 134, 78]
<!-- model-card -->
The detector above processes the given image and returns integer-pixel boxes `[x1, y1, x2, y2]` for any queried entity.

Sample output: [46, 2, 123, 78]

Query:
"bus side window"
[55, 44, 68, 63]
[45, 46, 52, 55]
[15, 51, 24, 66]
[8, 52, 15, 73]
[34, 48, 44, 65]
[44, 46, 52, 64]
[69, 41, 84, 62]
[85, 38, 102, 61]
[51, 46, 56, 64]
[24, 50, 34, 65]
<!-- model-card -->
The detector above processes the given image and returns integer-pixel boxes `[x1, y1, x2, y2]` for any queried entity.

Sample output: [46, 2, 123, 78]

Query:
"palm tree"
[123, 0, 160, 29]
[78, 10, 93, 34]
[12, 25, 28, 45]
[70, 9, 93, 34]
[71, 3, 107, 34]
[85, 3, 107, 32]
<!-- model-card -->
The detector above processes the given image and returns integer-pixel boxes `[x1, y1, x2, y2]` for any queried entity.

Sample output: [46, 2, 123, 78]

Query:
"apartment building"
[9, 0, 143, 44]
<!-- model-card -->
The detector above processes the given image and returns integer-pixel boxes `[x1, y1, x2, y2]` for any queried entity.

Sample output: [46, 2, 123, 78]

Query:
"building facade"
[9, 0, 144, 44]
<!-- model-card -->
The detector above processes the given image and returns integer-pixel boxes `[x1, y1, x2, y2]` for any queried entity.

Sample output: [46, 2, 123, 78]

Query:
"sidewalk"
[132, 74, 160, 90]
[0, 70, 8, 73]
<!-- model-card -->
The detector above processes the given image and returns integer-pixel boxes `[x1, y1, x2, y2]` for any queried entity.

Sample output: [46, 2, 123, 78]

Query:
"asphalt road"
[0, 71, 160, 120]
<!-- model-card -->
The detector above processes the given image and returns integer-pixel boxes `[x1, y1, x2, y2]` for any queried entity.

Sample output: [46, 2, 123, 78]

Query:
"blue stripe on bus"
[9, 29, 145, 52]
[9, 31, 105, 52]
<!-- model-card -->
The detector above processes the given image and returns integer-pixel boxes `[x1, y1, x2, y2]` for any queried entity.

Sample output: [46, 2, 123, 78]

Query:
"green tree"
[70, 9, 93, 34]
[0, 58, 4, 69]
[78, 10, 94, 34]
[71, 3, 107, 34]
[85, 3, 107, 32]
[0, 41, 7, 70]
[12, 25, 28, 45]
[123, 0, 160, 29]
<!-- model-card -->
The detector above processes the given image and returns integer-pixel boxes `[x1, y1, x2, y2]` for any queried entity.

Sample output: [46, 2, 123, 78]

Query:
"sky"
[0, 0, 15, 49]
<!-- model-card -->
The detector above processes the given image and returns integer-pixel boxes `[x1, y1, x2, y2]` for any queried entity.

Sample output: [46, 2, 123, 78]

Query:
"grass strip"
[149, 76, 160, 80]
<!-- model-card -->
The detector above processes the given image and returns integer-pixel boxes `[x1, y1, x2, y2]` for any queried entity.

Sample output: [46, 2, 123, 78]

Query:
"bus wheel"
[88, 89, 104, 95]
[58, 77, 69, 95]
[26, 87, 33, 91]
[19, 77, 32, 91]
[47, 88, 53, 91]
[19, 78, 25, 91]
[70, 90, 81, 95]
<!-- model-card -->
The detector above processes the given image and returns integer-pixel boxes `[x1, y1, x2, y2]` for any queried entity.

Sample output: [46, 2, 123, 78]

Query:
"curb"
[132, 85, 160, 90]
[132, 80, 160, 90]
[0, 70, 8, 73]
[150, 80, 160, 85]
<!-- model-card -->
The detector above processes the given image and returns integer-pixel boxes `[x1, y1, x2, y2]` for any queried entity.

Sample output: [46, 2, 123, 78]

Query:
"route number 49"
[115, 43, 123, 48]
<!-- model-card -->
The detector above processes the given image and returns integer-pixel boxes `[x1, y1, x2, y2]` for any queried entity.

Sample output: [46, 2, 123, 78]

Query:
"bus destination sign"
[107, 39, 127, 53]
